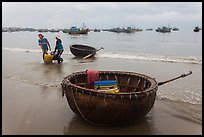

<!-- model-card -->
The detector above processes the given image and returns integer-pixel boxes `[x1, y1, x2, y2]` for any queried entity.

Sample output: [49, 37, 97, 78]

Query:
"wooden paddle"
[158, 71, 192, 86]
[83, 47, 104, 59]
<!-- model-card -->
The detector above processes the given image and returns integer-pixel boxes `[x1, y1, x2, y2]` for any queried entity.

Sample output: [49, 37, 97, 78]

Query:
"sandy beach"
[2, 50, 202, 135]
[2, 78, 202, 135]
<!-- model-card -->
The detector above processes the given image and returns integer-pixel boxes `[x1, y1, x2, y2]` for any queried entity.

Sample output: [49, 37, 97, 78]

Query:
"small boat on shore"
[69, 44, 97, 58]
[61, 70, 192, 126]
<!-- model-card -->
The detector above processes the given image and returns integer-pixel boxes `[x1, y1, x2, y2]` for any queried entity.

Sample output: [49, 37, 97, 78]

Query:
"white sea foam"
[2, 47, 72, 55]
[3, 47, 202, 64]
[97, 52, 202, 64]
[2, 47, 41, 53]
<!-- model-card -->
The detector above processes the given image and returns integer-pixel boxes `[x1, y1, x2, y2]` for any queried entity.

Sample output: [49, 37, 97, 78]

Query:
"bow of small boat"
[69, 44, 96, 57]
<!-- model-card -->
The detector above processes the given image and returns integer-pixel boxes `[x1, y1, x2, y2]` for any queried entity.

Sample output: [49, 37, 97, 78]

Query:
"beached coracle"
[69, 44, 96, 58]
[61, 70, 192, 126]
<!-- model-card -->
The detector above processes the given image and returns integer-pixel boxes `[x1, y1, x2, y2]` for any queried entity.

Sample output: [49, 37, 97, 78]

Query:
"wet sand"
[2, 51, 202, 135]
[2, 78, 202, 135]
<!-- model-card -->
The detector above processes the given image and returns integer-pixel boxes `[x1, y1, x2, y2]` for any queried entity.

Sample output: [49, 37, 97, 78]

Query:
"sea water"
[2, 30, 202, 104]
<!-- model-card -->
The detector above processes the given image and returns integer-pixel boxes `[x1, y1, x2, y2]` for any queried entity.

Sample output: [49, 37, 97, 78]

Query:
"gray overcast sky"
[2, 2, 202, 29]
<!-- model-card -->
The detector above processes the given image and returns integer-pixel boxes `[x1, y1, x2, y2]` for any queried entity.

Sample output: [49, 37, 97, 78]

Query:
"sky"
[2, 2, 202, 30]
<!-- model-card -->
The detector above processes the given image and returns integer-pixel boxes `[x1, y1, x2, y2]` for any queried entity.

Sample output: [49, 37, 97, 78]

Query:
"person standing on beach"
[38, 33, 51, 60]
[53, 34, 64, 63]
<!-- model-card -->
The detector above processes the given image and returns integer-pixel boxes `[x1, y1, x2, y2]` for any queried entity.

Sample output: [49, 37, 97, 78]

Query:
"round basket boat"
[62, 70, 158, 126]
[69, 44, 96, 57]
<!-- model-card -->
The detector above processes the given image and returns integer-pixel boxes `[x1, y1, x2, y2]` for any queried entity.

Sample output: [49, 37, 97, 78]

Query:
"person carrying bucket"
[38, 33, 51, 60]
[53, 34, 64, 63]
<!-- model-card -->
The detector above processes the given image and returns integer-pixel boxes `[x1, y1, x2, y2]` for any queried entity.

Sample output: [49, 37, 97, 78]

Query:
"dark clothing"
[53, 50, 64, 63]
[54, 39, 64, 53]
[55, 50, 64, 57]
[55, 39, 64, 50]
[54, 38, 64, 63]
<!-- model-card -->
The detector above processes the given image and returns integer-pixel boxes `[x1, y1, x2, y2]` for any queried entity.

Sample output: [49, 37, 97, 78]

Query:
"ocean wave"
[97, 52, 202, 64]
[2, 47, 72, 55]
[156, 95, 202, 122]
[2, 47, 41, 53]
[3, 74, 60, 88]
[156, 94, 202, 105]
[3, 47, 202, 64]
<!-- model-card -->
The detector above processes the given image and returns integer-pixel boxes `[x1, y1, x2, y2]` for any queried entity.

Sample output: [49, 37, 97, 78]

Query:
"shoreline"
[2, 74, 202, 135]
[2, 48, 202, 135]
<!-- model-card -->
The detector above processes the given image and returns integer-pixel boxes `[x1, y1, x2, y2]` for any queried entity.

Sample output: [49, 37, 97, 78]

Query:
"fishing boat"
[172, 27, 179, 31]
[61, 70, 192, 126]
[68, 23, 89, 35]
[93, 29, 101, 32]
[156, 26, 171, 33]
[69, 26, 89, 34]
[146, 28, 153, 31]
[69, 44, 97, 58]
[193, 26, 200, 32]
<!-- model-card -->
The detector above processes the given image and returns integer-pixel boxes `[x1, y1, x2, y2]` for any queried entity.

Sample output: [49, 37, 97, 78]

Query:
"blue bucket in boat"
[94, 80, 117, 86]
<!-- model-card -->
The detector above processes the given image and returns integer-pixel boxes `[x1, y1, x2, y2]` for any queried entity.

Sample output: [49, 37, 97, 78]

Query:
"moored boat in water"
[146, 28, 153, 31]
[68, 26, 89, 34]
[193, 26, 201, 32]
[172, 27, 179, 31]
[156, 26, 171, 33]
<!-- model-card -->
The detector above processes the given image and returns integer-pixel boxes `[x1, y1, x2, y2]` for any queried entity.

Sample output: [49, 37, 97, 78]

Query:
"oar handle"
[158, 71, 192, 86]
[83, 47, 104, 59]
[94, 47, 104, 53]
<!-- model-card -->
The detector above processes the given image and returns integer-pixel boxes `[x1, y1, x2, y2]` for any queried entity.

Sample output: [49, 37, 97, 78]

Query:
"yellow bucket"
[94, 85, 119, 93]
[94, 80, 120, 93]
[94, 85, 118, 90]
[44, 54, 54, 63]
[97, 88, 120, 93]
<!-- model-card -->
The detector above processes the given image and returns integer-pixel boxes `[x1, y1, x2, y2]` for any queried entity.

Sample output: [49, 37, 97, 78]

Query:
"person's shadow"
[71, 56, 97, 64]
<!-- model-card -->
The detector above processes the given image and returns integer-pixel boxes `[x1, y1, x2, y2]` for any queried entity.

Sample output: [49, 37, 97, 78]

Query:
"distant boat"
[109, 27, 142, 33]
[93, 29, 100, 32]
[38, 29, 49, 32]
[146, 28, 153, 31]
[124, 27, 135, 33]
[68, 26, 89, 35]
[156, 26, 171, 33]
[134, 28, 143, 32]
[109, 27, 123, 33]
[193, 26, 201, 32]
[172, 27, 179, 31]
